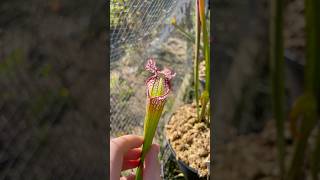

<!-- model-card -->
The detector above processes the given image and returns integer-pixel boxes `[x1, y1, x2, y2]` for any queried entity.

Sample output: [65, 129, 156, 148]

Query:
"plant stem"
[135, 109, 162, 180]
[200, 91, 209, 121]
[173, 23, 204, 49]
[194, 0, 200, 120]
[270, 0, 285, 178]
[173, 24, 195, 42]
[305, 0, 320, 179]
[286, 0, 319, 170]
[304, 0, 318, 93]
[287, 132, 309, 180]
[198, 0, 210, 121]
[287, 95, 316, 180]
[312, 129, 320, 180]
[199, 0, 210, 94]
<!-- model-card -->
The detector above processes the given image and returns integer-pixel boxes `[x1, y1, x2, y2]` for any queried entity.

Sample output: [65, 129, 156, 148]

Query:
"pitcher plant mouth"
[145, 58, 175, 104]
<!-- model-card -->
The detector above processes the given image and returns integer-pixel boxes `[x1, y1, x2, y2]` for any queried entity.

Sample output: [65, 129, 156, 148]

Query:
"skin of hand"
[110, 135, 161, 180]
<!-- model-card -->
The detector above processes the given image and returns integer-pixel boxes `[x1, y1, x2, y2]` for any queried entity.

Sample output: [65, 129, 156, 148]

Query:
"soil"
[165, 103, 210, 177]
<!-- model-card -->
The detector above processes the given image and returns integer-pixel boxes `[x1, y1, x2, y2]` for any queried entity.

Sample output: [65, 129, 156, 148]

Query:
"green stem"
[135, 108, 163, 180]
[287, 133, 309, 180]
[312, 129, 320, 180]
[194, 0, 200, 120]
[200, 91, 209, 121]
[199, 0, 210, 94]
[198, 0, 210, 121]
[286, 97, 316, 180]
[304, 0, 318, 93]
[287, 0, 320, 179]
[197, 0, 210, 120]
[173, 24, 195, 42]
[270, 0, 285, 178]
[305, 0, 320, 179]
[173, 23, 205, 50]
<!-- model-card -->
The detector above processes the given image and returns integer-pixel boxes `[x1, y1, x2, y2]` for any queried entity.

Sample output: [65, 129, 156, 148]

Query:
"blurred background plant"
[270, 0, 320, 179]
[212, 0, 319, 179]
[285, 0, 320, 179]
[0, 0, 107, 179]
[110, 0, 129, 28]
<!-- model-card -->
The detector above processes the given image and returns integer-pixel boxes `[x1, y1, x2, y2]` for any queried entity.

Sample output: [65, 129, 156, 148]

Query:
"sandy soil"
[165, 103, 210, 177]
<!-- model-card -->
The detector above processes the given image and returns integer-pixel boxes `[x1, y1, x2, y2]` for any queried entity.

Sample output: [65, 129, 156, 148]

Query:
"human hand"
[110, 135, 161, 180]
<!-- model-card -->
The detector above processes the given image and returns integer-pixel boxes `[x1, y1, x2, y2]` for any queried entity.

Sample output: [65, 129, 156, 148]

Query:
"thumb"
[143, 144, 161, 180]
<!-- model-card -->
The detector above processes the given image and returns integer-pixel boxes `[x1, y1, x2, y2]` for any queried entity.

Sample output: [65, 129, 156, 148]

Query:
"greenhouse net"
[110, 0, 194, 137]
[111, 0, 176, 62]
[110, 0, 195, 178]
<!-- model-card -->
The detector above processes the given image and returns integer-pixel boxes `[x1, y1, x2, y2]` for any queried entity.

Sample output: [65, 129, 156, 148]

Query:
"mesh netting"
[110, 0, 183, 62]
[110, 0, 193, 138]
[110, 1, 195, 178]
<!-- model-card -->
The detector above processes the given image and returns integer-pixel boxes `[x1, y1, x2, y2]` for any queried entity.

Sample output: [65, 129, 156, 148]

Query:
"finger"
[120, 174, 135, 180]
[122, 159, 140, 170]
[123, 148, 142, 160]
[122, 148, 142, 170]
[111, 135, 143, 154]
[143, 144, 161, 180]
[110, 135, 143, 180]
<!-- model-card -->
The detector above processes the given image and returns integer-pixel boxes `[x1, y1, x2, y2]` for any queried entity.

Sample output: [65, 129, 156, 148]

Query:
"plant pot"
[166, 138, 207, 180]
[165, 104, 210, 179]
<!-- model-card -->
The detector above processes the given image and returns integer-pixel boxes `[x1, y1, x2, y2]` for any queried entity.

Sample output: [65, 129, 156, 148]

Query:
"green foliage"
[110, 0, 129, 28]
[38, 63, 52, 77]
[171, 17, 195, 42]
[0, 49, 71, 162]
[110, 72, 120, 90]
[163, 158, 185, 179]
[28, 87, 70, 122]
[0, 49, 24, 75]
[194, 0, 210, 123]
[110, 72, 134, 102]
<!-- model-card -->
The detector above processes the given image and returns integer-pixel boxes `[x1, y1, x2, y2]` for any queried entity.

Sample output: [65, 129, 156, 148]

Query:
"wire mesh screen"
[110, 0, 193, 139]
[110, 1, 203, 178]
[111, 0, 178, 62]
